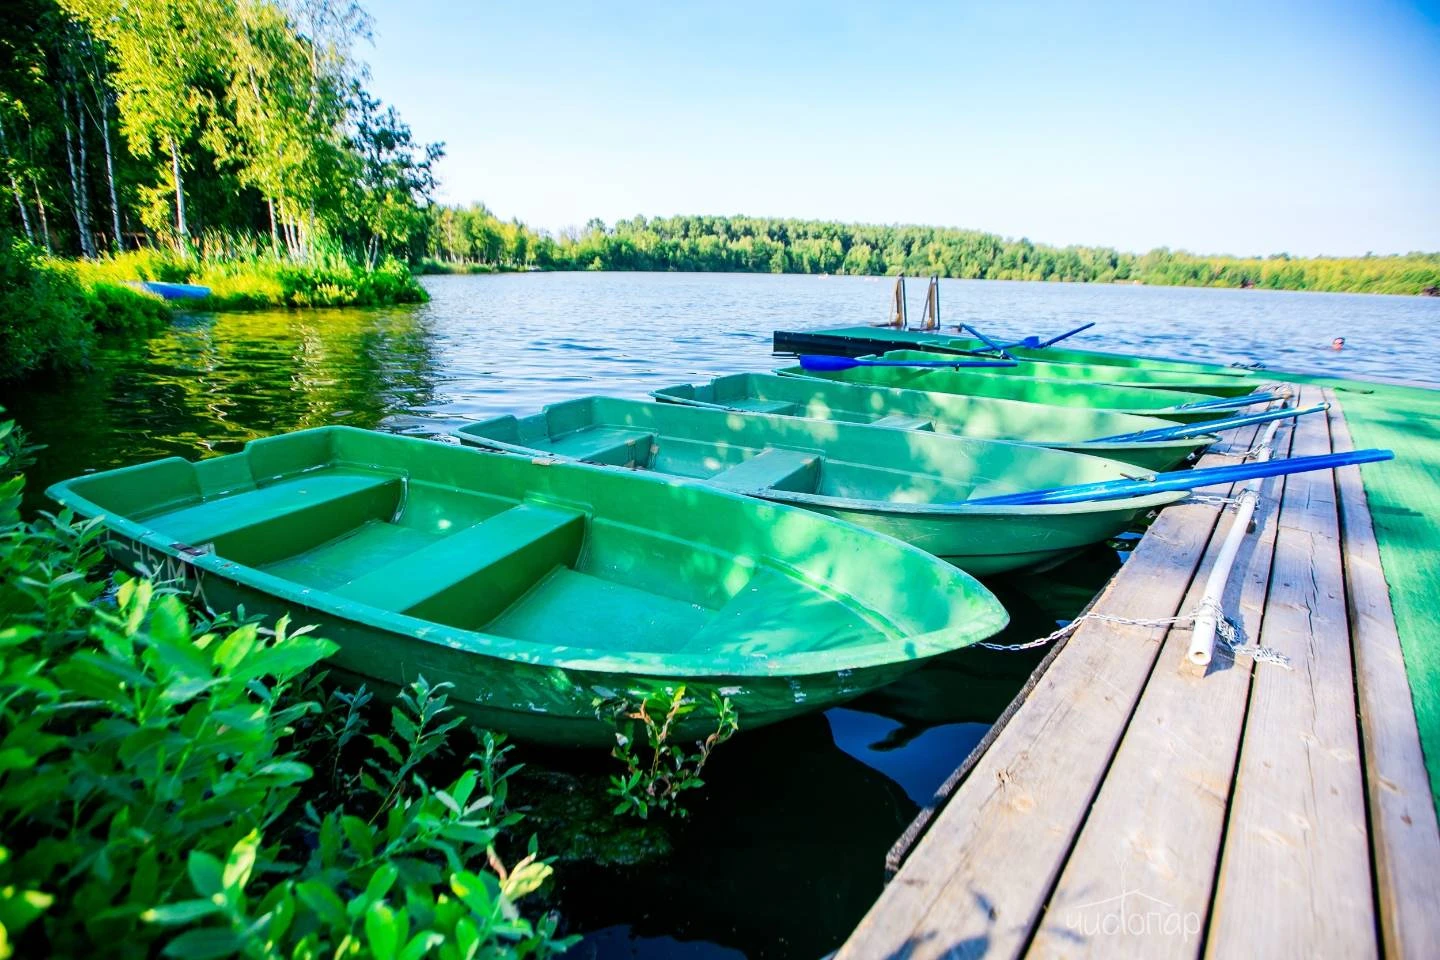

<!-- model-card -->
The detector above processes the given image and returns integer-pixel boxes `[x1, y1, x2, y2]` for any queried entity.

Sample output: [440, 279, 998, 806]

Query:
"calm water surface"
[4, 273, 1437, 957]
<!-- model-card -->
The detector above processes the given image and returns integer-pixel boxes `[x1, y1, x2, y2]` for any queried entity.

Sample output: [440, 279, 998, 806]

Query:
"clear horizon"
[362, 0, 1440, 258]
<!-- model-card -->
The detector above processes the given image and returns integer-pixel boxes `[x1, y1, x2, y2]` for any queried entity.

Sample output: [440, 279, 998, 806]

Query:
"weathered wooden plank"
[1025, 413, 1298, 958]
[1205, 386, 1378, 958]
[1328, 392, 1440, 958]
[836, 418, 1268, 960]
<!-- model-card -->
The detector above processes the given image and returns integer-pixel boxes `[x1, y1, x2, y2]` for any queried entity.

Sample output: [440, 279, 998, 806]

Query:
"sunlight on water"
[6, 272, 1436, 501]
[2, 272, 1435, 959]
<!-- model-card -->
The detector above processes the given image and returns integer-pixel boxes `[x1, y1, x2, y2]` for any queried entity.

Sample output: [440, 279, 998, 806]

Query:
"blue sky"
[361, 0, 1440, 257]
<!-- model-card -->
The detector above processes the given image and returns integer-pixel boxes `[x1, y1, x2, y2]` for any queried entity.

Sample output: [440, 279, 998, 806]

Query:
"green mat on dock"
[1297, 374, 1440, 809]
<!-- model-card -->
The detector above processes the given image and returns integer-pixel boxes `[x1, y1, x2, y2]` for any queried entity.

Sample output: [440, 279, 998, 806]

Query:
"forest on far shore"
[424, 208, 1440, 297]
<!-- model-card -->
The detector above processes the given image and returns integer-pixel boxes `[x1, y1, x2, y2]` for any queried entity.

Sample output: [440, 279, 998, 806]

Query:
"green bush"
[0, 237, 95, 380]
[81, 281, 172, 334]
[0, 428, 574, 959]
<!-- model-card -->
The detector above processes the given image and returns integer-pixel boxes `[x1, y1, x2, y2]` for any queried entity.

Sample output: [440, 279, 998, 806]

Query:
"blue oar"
[973, 322, 1099, 354]
[799, 355, 1018, 372]
[964, 448, 1393, 506]
[957, 324, 1014, 359]
[1038, 322, 1096, 348]
[1094, 403, 1326, 443]
[1176, 392, 1281, 410]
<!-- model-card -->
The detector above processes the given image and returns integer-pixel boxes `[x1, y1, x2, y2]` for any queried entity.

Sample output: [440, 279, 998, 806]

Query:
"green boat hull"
[455, 397, 1183, 577]
[47, 427, 1008, 747]
[879, 349, 1256, 396]
[776, 361, 1256, 423]
[780, 327, 1256, 377]
[653, 373, 1212, 471]
[939, 335, 1254, 377]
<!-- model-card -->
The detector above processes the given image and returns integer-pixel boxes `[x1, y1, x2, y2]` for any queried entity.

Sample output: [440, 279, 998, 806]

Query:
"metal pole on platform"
[1187, 412, 1287, 666]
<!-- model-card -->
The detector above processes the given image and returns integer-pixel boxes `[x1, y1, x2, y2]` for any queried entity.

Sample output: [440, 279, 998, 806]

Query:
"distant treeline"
[423, 210, 1440, 296]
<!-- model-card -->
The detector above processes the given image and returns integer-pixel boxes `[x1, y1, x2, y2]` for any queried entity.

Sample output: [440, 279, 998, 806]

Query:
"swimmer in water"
[1331, 337, 1345, 350]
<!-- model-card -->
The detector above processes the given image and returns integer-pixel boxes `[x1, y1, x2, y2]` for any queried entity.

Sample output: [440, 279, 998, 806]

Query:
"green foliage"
[423, 205, 546, 272]
[79, 279, 172, 332]
[69, 241, 428, 310]
[597, 686, 738, 820]
[3, 0, 438, 264]
[0, 429, 574, 958]
[0, 233, 171, 379]
[0, 236, 94, 378]
[487, 213, 1440, 296]
[0, 419, 40, 485]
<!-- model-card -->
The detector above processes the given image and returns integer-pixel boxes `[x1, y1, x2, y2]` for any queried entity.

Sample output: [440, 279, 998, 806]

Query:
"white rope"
[979, 601, 1292, 669]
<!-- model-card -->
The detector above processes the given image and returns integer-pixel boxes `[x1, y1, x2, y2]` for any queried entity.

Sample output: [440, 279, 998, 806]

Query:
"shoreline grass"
[73, 245, 429, 311]
[1, 235, 430, 382]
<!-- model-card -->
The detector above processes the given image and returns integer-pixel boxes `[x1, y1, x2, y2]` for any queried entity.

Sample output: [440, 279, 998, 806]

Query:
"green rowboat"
[46, 426, 1008, 747]
[940, 334, 1256, 376]
[454, 397, 1184, 576]
[878, 349, 1256, 396]
[775, 326, 1257, 377]
[776, 359, 1266, 423]
[652, 373, 1212, 471]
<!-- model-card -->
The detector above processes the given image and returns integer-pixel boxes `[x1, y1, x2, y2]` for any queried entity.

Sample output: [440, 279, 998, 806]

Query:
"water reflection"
[3, 307, 442, 511]
[2, 272, 1434, 959]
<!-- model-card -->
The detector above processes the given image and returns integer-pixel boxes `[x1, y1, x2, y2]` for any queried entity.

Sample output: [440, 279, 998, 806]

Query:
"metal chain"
[1185, 493, 1244, 508]
[979, 601, 1292, 669]
[1200, 596, 1293, 667]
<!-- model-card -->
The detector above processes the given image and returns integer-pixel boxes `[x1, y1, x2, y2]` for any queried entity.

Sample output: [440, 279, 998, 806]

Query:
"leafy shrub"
[81, 281, 172, 334]
[0, 236, 94, 380]
[0, 427, 574, 958]
[598, 686, 738, 819]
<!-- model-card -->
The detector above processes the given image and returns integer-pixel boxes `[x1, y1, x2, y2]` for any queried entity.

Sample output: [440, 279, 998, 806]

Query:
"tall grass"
[73, 234, 429, 310]
[1, 231, 429, 381]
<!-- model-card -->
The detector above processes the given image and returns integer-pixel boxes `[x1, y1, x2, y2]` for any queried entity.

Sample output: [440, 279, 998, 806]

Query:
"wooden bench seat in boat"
[146, 471, 402, 552]
[544, 427, 654, 466]
[707, 447, 820, 493]
[871, 413, 935, 431]
[331, 502, 585, 625]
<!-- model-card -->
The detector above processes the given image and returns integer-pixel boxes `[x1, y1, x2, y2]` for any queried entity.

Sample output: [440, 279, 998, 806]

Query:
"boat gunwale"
[45, 433, 1008, 678]
[646, 384, 1219, 459]
[873, 349, 1257, 393]
[771, 364, 1258, 418]
[782, 327, 1258, 377]
[452, 414, 1189, 518]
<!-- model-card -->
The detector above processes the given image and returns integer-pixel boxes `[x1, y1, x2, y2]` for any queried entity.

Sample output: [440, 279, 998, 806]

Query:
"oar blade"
[964, 448, 1394, 506]
[1094, 403, 1328, 443]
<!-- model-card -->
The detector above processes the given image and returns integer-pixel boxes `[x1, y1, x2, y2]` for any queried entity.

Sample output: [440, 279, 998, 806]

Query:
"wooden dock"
[837, 385, 1440, 959]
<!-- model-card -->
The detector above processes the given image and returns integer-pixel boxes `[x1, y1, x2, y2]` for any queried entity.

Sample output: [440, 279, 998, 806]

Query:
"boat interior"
[652, 374, 1184, 445]
[877, 350, 1251, 393]
[773, 361, 1209, 412]
[60, 428, 896, 656]
[459, 397, 1131, 506]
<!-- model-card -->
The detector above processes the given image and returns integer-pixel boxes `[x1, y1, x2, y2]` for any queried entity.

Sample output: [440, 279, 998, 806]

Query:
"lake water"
[3, 272, 1437, 958]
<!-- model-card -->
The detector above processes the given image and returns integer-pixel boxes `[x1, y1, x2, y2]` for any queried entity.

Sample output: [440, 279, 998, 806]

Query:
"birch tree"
[62, 0, 233, 243]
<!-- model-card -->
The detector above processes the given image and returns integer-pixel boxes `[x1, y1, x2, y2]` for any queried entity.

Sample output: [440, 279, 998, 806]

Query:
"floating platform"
[836, 383, 1440, 958]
